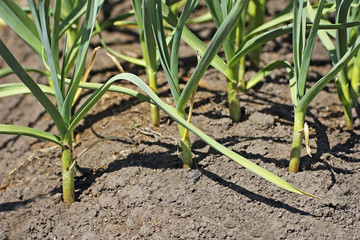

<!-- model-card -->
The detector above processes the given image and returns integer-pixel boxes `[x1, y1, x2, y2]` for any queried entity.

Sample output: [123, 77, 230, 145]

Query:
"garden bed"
[0, 0, 359, 239]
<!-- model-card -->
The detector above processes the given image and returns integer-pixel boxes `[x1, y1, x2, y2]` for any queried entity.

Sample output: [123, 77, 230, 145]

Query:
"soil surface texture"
[0, 1, 359, 239]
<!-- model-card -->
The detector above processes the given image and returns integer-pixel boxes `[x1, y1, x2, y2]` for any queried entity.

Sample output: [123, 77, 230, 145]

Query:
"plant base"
[180, 137, 193, 169]
[229, 97, 241, 122]
[150, 104, 160, 127]
[288, 111, 305, 173]
[178, 123, 193, 169]
[289, 130, 303, 173]
[344, 104, 353, 130]
[62, 168, 75, 205]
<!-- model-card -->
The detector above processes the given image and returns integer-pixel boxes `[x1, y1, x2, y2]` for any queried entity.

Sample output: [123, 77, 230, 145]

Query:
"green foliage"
[288, 0, 360, 172]
[309, 0, 360, 130]
[0, 0, 103, 205]
[5, 0, 360, 205]
[0, 0, 103, 83]
[161, 0, 296, 122]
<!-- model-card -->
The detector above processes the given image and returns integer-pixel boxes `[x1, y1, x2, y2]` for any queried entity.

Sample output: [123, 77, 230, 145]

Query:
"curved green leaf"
[229, 24, 293, 68]
[186, 11, 212, 24]
[113, 20, 138, 27]
[68, 80, 153, 103]
[297, 0, 326, 99]
[64, 72, 316, 197]
[177, 0, 250, 112]
[63, 0, 99, 121]
[0, 83, 55, 98]
[58, 0, 87, 36]
[204, 0, 223, 28]
[0, 67, 48, 78]
[131, 0, 143, 29]
[307, 3, 337, 64]
[151, 0, 181, 103]
[97, 73, 317, 198]
[0, 0, 42, 56]
[51, 0, 61, 75]
[59, 0, 105, 36]
[334, 0, 353, 89]
[245, 11, 293, 40]
[69, 75, 152, 131]
[93, 11, 134, 35]
[94, 21, 146, 67]
[298, 36, 360, 111]
[169, 0, 200, 92]
[0, 39, 67, 137]
[160, 2, 227, 76]
[228, 21, 359, 68]
[142, 0, 159, 73]
[38, 0, 65, 109]
[0, 124, 62, 146]
[246, 60, 294, 90]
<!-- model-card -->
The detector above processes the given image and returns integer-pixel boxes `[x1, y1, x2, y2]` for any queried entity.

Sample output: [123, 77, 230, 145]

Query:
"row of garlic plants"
[0, 0, 359, 205]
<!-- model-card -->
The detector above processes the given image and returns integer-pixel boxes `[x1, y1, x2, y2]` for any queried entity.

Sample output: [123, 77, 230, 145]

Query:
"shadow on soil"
[66, 136, 320, 217]
[198, 167, 320, 217]
[0, 188, 60, 213]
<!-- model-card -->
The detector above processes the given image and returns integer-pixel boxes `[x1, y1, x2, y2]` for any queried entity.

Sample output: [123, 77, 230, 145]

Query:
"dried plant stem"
[73, 46, 101, 105]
